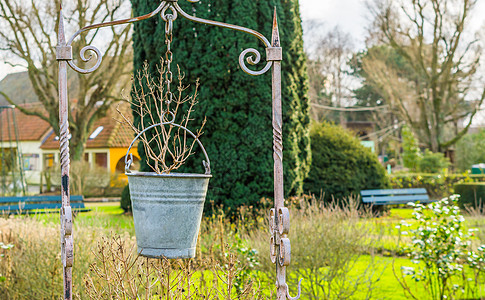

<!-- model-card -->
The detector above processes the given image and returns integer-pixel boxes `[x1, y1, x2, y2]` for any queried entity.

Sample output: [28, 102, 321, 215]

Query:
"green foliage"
[350, 46, 413, 108]
[231, 232, 260, 295]
[454, 183, 485, 212]
[130, 0, 311, 214]
[120, 185, 131, 213]
[455, 130, 485, 171]
[401, 126, 421, 171]
[400, 126, 450, 173]
[417, 150, 450, 173]
[304, 122, 389, 203]
[397, 196, 484, 299]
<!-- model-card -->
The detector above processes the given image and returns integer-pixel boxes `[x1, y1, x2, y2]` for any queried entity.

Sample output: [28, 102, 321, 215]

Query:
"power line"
[311, 103, 389, 112]
[358, 121, 405, 141]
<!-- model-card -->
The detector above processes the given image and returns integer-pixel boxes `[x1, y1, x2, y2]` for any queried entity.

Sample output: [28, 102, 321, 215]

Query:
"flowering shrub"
[0, 242, 14, 283]
[397, 195, 485, 299]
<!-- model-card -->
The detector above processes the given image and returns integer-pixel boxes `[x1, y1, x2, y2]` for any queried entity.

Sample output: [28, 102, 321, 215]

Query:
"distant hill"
[0, 72, 39, 105]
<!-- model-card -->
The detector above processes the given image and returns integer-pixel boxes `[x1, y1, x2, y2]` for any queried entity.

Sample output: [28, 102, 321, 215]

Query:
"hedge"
[454, 183, 485, 212]
[390, 173, 485, 200]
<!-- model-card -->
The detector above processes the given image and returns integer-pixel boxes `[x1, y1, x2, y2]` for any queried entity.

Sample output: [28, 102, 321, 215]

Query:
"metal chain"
[164, 15, 174, 106]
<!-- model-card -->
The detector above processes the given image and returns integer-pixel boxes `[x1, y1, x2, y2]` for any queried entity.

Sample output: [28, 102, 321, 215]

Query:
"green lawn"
[30, 201, 135, 234]
[19, 203, 485, 299]
[389, 208, 415, 219]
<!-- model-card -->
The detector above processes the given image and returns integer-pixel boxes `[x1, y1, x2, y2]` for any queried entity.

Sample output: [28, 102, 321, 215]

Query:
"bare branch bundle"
[118, 59, 206, 174]
[84, 235, 264, 299]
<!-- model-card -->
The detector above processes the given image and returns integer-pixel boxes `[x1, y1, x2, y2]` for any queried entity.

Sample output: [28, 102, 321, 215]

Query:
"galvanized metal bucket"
[124, 121, 211, 259]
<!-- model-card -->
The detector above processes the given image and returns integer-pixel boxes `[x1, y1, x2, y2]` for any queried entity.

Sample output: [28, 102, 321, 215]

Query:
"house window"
[95, 152, 108, 169]
[43, 153, 55, 169]
[23, 154, 39, 171]
[84, 153, 89, 162]
[89, 126, 104, 139]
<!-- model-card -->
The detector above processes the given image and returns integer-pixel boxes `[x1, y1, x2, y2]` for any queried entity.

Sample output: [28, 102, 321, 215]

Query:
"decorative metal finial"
[266, 9, 282, 63]
[58, 5, 66, 46]
[56, 5, 72, 61]
[272, 8, 280, 48]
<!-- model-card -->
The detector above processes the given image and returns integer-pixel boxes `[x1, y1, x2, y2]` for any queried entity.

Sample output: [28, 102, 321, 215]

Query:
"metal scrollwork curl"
[278, 207, 290, 235]
[67, 46, 103, 74]
[279, 238, 291, 266]
[239, 48, 273, 76]
[270, 236, 277, 264]
[269, 208, 276, 234]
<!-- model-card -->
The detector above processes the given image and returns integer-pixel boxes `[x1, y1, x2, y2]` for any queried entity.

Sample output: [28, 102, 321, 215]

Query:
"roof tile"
[0, 104, 50, 142]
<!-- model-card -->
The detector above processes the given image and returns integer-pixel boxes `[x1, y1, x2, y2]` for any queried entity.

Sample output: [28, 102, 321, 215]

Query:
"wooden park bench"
[0, 195, 90, 215]
[360, 188, 432, 206]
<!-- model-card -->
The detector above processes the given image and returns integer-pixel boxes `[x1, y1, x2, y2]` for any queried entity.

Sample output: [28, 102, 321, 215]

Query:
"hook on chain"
[165, 15, 174, 36]
[125, 153, 133, 174]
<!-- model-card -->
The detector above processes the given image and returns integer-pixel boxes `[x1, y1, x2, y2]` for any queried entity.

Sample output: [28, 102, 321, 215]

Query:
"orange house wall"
[109, 147, 139, 175]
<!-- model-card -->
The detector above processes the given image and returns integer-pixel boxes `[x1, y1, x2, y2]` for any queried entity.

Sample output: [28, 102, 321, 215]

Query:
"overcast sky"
[299, 0, 485, 48]
[300, 0, 368, 48]
[1, 0, 485, 80]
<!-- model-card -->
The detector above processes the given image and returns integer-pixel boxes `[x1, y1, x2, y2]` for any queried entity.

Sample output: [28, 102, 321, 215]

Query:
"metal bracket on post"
[56, 46, 73, 61]
[266, 47, 283, 61]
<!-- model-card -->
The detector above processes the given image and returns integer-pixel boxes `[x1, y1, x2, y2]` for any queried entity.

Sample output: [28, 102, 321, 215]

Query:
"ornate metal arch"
[56, 1, 300, 299]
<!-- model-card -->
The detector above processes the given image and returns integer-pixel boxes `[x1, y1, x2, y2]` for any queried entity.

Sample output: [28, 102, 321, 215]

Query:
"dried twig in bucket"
[117, 59, 206, 174]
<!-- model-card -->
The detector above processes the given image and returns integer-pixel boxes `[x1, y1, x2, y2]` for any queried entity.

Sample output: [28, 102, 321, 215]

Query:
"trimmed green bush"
[304, 122, 389, 203]
[120, 185, 131, 213]
[417, 149, 450, 173]
[454, 183, 485, 212]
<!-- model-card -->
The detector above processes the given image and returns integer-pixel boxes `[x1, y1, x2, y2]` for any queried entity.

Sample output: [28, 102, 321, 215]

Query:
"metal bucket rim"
[126, 171, 212, 179]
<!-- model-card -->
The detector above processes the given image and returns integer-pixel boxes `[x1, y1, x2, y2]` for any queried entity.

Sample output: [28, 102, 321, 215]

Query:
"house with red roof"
[0, 103, 139, 188]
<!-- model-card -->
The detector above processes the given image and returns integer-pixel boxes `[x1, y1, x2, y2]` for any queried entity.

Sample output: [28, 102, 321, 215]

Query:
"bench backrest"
[0, 195, 85, 212]
[361, 188, 430, 205]
[0, 195, 84, 203]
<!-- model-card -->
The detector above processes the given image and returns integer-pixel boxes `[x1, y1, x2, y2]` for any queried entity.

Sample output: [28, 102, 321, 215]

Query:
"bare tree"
[0, 0, 132, 160]
[305, 23, 355, 125]
[364, 0, 485, 152]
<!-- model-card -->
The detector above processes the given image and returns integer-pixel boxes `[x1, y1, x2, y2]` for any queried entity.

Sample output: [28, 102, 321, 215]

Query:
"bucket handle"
[124, 111, 211, 175]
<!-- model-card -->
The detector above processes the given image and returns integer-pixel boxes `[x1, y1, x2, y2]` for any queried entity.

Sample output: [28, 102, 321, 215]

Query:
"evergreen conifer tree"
[130, 0, 310, 212]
